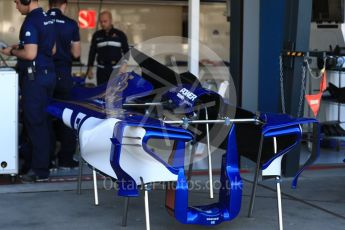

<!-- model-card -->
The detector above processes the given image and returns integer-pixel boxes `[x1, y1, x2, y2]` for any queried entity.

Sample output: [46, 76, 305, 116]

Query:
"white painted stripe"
[62, 108, 73, 128]
[97, 41, 122, 48]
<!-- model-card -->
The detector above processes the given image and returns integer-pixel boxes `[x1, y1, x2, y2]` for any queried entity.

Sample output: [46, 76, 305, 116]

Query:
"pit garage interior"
[0, 0, 344, 229]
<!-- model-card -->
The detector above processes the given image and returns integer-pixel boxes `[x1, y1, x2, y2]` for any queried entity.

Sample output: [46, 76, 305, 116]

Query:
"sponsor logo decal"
[178, 88, 197, 101]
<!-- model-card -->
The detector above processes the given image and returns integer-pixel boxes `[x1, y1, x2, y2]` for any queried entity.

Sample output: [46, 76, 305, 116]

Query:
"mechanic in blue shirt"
[86, 11, 130, 85]
[48, 0, 80, 169]
[1, 0, 56, 182]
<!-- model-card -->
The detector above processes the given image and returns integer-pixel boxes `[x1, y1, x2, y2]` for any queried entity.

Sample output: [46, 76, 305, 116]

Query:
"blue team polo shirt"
[47, 8, 80, 67]
[18, 7, 56, 72]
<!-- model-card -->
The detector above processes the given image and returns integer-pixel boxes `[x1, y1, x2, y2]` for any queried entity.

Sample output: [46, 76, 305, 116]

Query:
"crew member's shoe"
[59, 160, 79, 170]
[20, 171, 49, 183]
[49, 160, 58, 172]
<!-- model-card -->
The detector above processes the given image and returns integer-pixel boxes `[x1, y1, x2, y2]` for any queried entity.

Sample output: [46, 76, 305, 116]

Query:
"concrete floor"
[0, 142, 344, 229]
[0, 166, 344, 230]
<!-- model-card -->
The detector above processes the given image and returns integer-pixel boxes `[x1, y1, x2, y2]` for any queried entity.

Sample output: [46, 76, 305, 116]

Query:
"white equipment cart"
[0, 68, 18, 180]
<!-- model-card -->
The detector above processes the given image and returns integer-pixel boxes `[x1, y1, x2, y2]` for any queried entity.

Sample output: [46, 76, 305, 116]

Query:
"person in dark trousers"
[48, 0, 80, 169]
[1, 0, 56, 182]
[86, 11, 130, 85]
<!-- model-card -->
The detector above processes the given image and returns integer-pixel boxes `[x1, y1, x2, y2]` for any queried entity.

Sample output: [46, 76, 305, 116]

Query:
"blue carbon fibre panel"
[259, 113, 320, 188]
[111, 121, 139, 197]
[142, 131, 192, 171]
[291, 123, 320, 188]
[261, 125, 302, 170]
[110, 117, 193, 197]
[70, 83, 107, 100]
[70, 71, 149, 101]
[47, 101, 106, 119]
[106, 72, 154, 109]
[48, 71, 154, 120]
[46, 103, 64, 119]
[162, 84, 223, 115]
[174, 125, 242, 225]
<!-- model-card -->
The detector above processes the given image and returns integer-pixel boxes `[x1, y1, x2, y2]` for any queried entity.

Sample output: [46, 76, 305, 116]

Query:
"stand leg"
[187, 142, 196, 181]
[276, 176, 284, 230]
[248, 135, 264, 217]
[77, 151, 83, 195]
[93, 168, 99, 206]
[122, 197, 130, 227]
[144, 185, 151, 230]
[273, 137, 284, 230]
[205, 108, 214, 199]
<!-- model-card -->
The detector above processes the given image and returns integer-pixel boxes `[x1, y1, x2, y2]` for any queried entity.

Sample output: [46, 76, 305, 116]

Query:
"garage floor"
[0, 162, 344, 230]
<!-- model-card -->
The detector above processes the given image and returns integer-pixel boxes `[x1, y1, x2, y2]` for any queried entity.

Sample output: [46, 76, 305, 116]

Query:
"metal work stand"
[144, 186, 151, 230]
[248, 137, 284, 230]
[75, 116, 260, 229]
[77, 149, 83, 195]
[247, 134, 264, 218]
[76, 142, 99, 206]
[93, 167, 99, 206]
[121, 197, 130, 227]
[276, 176, 284, 230]
[205, 108, 214, 199]
[140, 178, 151, 230]
[186, 141, 196, 181]
[273, 137, 284, 230]
[165, 117, 260, 201]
